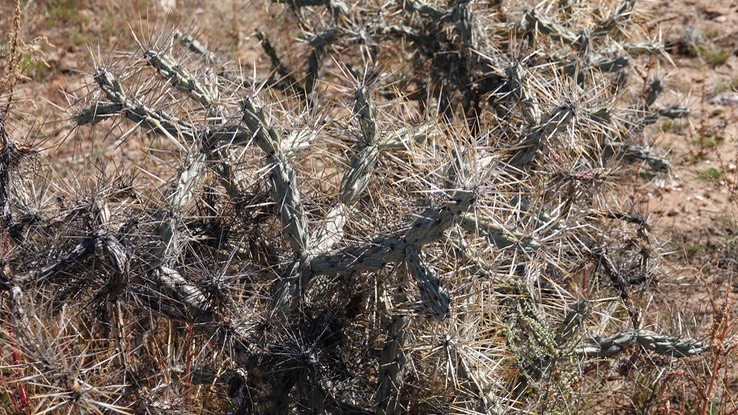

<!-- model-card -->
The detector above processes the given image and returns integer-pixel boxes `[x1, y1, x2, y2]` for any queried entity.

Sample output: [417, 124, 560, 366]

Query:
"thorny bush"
[1, 0, 731, 414]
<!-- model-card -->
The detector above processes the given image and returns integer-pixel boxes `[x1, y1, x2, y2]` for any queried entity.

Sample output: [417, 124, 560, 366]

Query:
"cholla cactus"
[1, 0, 716, 414]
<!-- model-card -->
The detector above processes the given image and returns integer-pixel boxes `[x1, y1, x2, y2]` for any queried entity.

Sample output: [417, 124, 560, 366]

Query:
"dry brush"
[1, 1, 725, 414]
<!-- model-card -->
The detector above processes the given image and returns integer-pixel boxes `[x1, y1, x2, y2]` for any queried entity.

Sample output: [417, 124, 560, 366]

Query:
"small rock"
[709, 92, 738, 106]
[159, 0, 176, 13]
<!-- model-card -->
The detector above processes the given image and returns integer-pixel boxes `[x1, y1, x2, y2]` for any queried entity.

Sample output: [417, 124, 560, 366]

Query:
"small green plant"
[695, 134, 724, 149]
[661, 119, 687, 134]
[697, 167, 726, 182]
[46, 0, 86, 24]
[711, 77, 738, 95]
[704, 28, 720, 40]
[19, 52, 50, 81]
[711, 108, 724, 117]
[684, 241, 703, 261]
[705, 48, 731, 68]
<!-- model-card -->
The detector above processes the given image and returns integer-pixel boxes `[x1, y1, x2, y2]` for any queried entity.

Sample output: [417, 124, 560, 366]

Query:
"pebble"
[709, 92, 738, 106]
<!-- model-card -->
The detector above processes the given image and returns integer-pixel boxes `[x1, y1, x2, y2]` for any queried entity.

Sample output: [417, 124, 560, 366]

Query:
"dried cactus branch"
[274, 0, 329, 5]
[312, 85, 379, 252]
[376, 315, 406, 415]
[173, 31, 219, 64]
[507, 105, 576, 170]
[79, 68, 198, 143]
[576, 330, 714, 358]
[405, 245, 450, 317]
[154, 266, 210, 317]
[336, 143, 380, 203]
[310, 190, 475, 276]
[523, 10, 582, 46]
[593, 0, 636, 39]
[142, 49, 214, 106]
[505, 64, 542, 125]
[254, 29, 307, 101]
[240, 97, 309, 252]
[404, 190, 476, 246]
[398, 0, 445, 20]
[556, 299, 591, 345]
[1, 128, 21, 230]
[459, 213, 541, 251]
